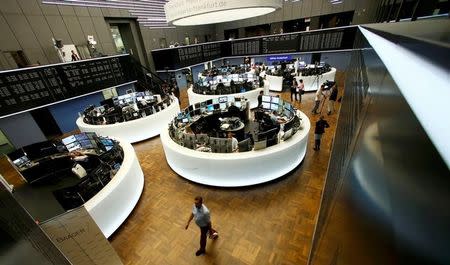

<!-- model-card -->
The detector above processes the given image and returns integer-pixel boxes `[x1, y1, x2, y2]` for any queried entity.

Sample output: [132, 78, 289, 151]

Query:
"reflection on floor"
[109, 72, 345, 265]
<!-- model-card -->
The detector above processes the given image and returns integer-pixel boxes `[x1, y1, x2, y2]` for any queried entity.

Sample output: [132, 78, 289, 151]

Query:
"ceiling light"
[165, 0, 282, 26]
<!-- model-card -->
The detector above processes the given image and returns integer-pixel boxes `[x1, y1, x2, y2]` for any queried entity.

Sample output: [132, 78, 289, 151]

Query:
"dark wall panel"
[309, 45, 450, 265]
[0, 183, 71, 265]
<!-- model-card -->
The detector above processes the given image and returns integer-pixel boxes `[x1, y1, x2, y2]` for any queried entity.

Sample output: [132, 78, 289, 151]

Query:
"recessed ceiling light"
[165, 0, 282, 26]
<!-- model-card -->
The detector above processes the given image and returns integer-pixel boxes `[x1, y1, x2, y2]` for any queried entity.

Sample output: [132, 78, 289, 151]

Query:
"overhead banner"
[267, 55, 293, 61]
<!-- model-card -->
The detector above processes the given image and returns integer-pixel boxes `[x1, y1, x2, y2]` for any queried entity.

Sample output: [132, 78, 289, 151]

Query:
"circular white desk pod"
[295, 67, 337, 92]
[161, 112, 310, 187]
[187, 86, 266, 109]
[266, 74, 284, 92]
[84, 138, 144, 238]
[77, 98, 180, 143]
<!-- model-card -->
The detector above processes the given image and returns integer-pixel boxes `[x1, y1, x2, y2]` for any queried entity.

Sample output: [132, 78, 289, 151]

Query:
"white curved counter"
[295, 67, 337, 92]
[161, 112, 310, 187]
[77, 98, 180, 143]
[187, 87, 266, 109]
[84, 139, 144, 238]
[266, 74, 284, 92]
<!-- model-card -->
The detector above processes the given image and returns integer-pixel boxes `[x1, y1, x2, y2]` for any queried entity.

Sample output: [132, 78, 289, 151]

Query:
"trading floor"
[109, 72, 344, 265]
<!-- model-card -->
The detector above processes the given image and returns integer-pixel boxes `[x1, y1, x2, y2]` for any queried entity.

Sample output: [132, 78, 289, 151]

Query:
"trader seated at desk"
[227, 132, 238, 152]
[227, 102, 241, 117]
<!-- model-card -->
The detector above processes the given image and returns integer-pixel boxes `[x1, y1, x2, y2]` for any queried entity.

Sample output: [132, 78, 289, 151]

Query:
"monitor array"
[169, 95, 302, 153]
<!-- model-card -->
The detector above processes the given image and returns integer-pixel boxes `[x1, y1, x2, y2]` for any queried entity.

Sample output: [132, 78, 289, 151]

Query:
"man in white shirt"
[311, 85, 325, 114]
[185, 196, 218, 256]
[228, 132, 239, 152]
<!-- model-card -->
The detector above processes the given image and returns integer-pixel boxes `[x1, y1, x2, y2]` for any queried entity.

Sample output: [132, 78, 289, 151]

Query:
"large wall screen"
[151, 26, 357, 71]
[0, 55, 136, 118]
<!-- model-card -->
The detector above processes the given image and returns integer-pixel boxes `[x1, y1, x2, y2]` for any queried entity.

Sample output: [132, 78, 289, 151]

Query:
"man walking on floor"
[185, 196, 218, 256]
[314, 116, 330, 151]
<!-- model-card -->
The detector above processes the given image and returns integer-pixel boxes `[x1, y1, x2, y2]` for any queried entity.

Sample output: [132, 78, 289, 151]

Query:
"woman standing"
[291, 79, 298, 102]
[297, 79, 305, 103]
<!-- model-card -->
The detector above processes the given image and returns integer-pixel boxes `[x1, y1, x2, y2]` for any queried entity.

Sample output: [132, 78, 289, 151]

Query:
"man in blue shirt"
[185, 196, 218, 256]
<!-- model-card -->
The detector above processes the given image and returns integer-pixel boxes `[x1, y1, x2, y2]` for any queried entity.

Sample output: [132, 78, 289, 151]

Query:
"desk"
[188, 86, 265, 109]
[266, 74, 284, 92]
[220, 117, 245, 132]
[84, 138, 144, 238]
[161, 111, 310, 187]
[77, 98, 180, 143]
[295, 67, 337, 92]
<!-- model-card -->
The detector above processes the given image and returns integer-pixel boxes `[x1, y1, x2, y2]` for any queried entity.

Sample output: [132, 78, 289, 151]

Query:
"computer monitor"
[62, 135, 77, 145]
[253, 139, 267, 150]
[23, 141, 58, 160]
[194, 109, 201, 116]
[284, 102, 292, 111]
[271, 97, 280, 104]
[219, 103, 227, 110]
[258, 127, 279, 141]
[206, 99, 213, 105]
[262, 95, 271, 102]
[270, 103, 278, 111]
[75, 133, 88, 141]
[200, 102, 207, 108]
[266, 134, 278, 147]
[12, 156, 30, 168]
[194, 103, 201, 109]
[220, 138, 233, 153]
[218, 96, 227, 103]
[209, 137, 221, 153]
[98, 106, 105, 113]
[66, 142, 81, 152]
[212, 98, 219, 104]
[284, 109, 291, 118]
[213, 103, 220, 110]
[262, 102, 270, 109]
[196, 134, 209, 145]
[227, 96, 235, 103]
[79, 140, 94, 149]
[85, 132, 97, 140]
[100, 138, 114, 147]
[234, 101, 242, 108]
[188, 105, 194, 112]
[283, 129, 293, 141]
[183, 133, 196, 149]
[207, 105, 214, 112]
[238, 138, 251, 152]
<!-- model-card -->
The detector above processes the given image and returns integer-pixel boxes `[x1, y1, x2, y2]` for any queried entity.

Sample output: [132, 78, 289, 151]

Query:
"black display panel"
[178, 45, 204, 66]
[231, 40, 260, 56]
[262, 34, 299, 54]
[0, 55, 136, 118]
[151, 26, 358, 71]
[202, 43, 221, 61]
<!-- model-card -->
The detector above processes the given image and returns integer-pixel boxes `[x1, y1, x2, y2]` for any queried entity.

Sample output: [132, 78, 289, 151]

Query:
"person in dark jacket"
[257, 90, 263, 108]
[314, 116, 330, 151]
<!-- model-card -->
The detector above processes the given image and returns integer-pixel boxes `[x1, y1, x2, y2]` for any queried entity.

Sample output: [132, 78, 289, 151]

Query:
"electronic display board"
[231, 40, 260, 56]
[262, 34, 299, 54]
[151, 26, 358, 71]
[0, 55, 136, 118]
